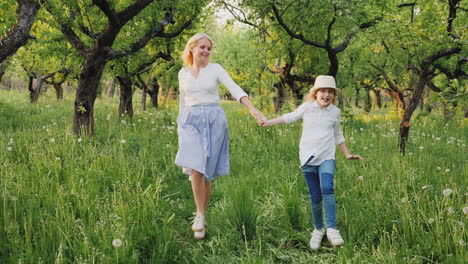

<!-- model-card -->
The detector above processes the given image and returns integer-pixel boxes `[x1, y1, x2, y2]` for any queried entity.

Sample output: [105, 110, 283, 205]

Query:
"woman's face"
[316, 88, 335, 108]
[192, 38, 212, 65]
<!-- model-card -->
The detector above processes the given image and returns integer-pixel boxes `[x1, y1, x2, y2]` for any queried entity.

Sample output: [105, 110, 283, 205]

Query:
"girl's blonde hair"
[304, 87, 339, 106]
[181, 33, 213, 67]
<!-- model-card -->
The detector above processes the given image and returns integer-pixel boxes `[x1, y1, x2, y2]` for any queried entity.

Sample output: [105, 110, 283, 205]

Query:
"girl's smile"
[316, 88, 336, 108]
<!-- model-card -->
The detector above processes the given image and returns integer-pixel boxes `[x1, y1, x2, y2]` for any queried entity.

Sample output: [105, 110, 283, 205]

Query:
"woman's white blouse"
[282, 101, 346, 166]
[178, 63, 248, 110]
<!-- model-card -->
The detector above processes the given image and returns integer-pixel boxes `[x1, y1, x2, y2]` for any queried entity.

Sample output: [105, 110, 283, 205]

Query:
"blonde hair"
[181, 33, 213, 67]
[304, 87, 339, 106]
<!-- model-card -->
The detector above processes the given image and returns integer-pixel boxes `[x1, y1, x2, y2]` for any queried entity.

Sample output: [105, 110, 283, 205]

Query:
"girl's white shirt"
[178, 63, 248, 112]
[282, 101, 346, 166]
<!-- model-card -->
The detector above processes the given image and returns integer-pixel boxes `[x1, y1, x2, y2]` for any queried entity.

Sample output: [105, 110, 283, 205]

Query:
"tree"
[44, 0, 207, 136]
[0, 0, 40, 63]
[364, 0, 464, 153]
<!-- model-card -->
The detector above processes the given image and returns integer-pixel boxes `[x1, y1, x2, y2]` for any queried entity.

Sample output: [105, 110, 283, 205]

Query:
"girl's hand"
[261, 120, 273, 127]
[346, 154, 364, 161]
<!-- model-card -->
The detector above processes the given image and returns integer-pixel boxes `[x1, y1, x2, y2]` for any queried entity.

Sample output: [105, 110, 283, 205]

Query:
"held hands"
[250, 108, 267, 126]
[345, 154, 364, 161]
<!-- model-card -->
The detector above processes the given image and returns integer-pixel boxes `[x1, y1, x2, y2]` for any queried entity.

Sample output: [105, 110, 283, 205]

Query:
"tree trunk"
[141, 85, 147, 111]
[399, 78, 426, 153]
[108, 78, 117, 97]
[27, 75, 34, 98]
[30, 77, 43, 103]
[148, 78, 160, 108]
[0, 63, 6, 82]
[53, 83, 63, 100]
[273, 81, 286, 112]
[117, 76, 134, 118]
[364, 90, 372, 113]
[373, 89, 382, 108]
[73, 54, 107, 136]
[0, 0, 40, 63]
[354, 86, 360, 107]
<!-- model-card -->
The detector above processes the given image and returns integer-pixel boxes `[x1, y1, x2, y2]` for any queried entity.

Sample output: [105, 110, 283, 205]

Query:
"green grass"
[0, 90, 466, 263]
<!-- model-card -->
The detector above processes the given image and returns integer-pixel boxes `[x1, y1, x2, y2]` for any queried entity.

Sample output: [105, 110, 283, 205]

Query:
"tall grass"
[0, 90, 466, 263]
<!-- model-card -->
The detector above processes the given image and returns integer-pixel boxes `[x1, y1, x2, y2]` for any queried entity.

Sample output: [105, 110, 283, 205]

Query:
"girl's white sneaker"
[326, 228, 344, 246]
[309, 228, 325, 250]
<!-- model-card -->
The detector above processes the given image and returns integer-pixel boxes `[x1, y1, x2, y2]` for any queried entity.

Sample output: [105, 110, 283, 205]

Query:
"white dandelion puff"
[7, 146, 12, 151]
[445, 169, 450, 173]
[459, 240, 465, 246]
[112, 239, 122, 248]
[50, 138, 55, 143]
[428, 218, 434, 224]
[120, 139, 126, 144]
[442, 188, 453, 197]
[358, 176, 364, 181]
[463, 207, 468, 214]
[401, 197, 407, 203]
[77, 138, 83, 143]
[447, 207, 455, 214]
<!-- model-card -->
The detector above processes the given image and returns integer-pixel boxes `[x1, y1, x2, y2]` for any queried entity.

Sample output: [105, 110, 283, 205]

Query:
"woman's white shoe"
[192, 213, 205, 232]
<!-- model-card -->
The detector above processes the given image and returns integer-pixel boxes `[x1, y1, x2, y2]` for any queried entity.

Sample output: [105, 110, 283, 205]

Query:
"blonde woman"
[262, 75, 363, 250]
[175, 33, 266, 239]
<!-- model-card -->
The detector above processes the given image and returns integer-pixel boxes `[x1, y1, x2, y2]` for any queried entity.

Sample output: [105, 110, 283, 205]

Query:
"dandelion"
[11, 196, 18, 201]
[7, 146, 12, 151]
[442, 188, 453, 197]
[447, 207, 454, 214]
[419, 146, 424, 150]
[421, 185, 428, 190]
[166, 144, 170, 148]
[358, 176, 364, 181]
[120, 139, 126, 144]
[459, 240, 465, 246]
[445, 168, 450, 173]
[50, 138, 55, 143]
[77, 138, 83, 143]
[428, 218, 434, 224]
[56, 157, 61, 161]
[112, 239, 122, 248]
[463, 207, 468, 214]
[401, 198, 407, 203]
[437, 167, 442, 170]
[457, 221, 464, 227]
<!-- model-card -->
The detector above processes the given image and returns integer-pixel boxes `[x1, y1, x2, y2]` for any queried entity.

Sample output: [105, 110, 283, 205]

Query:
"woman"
[175, 33, 265, 239]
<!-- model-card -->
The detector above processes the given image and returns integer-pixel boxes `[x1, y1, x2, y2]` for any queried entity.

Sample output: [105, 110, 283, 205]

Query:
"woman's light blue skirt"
[175, 104, 229, 181]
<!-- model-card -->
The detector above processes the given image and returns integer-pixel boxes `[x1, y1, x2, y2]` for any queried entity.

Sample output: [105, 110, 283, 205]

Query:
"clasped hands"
[250, 108, 267, 126]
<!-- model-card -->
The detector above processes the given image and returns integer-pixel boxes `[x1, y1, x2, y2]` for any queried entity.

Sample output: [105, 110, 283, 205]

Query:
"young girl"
[261, 75, 363, 250]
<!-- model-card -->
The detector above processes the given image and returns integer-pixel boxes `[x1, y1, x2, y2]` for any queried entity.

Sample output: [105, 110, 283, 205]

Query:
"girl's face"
[192, 38, 212, 66]
[315, 88, 335, 108]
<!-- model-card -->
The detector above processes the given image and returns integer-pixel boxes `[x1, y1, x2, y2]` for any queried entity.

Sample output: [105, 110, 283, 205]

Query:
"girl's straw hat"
[310, 75, 341, 94]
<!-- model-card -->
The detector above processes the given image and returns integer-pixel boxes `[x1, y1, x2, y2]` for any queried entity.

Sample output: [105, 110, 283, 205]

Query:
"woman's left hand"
[250, 108, 267, 126]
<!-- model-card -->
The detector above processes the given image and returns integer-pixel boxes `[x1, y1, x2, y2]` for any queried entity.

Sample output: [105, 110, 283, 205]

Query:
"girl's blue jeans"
[301, 159, 336, 230]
